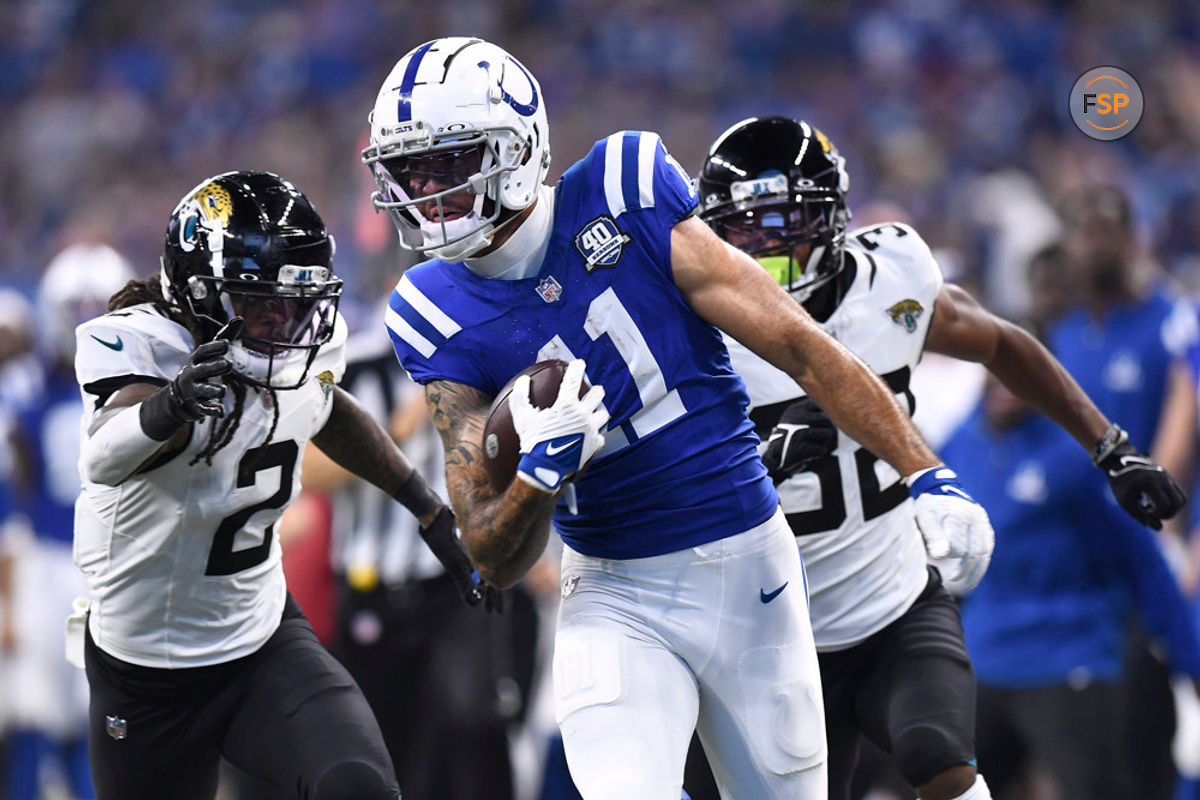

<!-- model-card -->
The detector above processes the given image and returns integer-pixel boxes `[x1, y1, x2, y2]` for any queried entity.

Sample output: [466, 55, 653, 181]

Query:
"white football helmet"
[39, 243, 135, 364]
[363, 37, 551, 261]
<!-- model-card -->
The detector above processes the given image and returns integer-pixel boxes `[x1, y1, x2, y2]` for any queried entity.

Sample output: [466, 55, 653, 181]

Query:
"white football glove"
[906, 466, 995, 590]
[510, 359, 609, 493]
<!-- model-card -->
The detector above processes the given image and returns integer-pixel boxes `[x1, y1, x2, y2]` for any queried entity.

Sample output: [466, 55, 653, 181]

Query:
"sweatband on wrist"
[393, 470, 443, 519]
[139, 383, 190, 442]
[81, 404, 178, 486]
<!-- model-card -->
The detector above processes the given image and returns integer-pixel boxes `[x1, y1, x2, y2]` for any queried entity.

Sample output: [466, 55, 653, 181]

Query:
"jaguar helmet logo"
[175, 182, 235, 253]
[886, 299, 924, 333]
[192, 183, 233, 224]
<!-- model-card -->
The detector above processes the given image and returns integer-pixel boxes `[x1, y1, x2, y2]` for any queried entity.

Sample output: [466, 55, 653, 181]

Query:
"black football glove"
[140, 318, 241, 440]
[762, 396, 839, 484]
[1093, 425, 1187, 530]
[419, 506, 503, 613]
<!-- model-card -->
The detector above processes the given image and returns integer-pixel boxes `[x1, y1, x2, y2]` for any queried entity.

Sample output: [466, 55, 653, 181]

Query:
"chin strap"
[428, 222, 495, 261]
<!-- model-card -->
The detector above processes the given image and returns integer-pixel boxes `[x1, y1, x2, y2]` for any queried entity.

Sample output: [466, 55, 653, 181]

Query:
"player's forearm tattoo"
[426, 380, 556, 588]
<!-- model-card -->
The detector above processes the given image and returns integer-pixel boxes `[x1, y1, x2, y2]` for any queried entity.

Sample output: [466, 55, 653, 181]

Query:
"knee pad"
[312, 760, 398, 800]
[892, 723, 972, 788]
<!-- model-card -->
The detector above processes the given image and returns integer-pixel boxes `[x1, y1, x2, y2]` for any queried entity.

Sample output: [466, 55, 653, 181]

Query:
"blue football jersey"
[15, 370, 82, 544]
[386, 131, 778, 559]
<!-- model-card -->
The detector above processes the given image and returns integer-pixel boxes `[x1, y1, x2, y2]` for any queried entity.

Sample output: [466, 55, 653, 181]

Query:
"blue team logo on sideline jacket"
[385, 130, 777, 560]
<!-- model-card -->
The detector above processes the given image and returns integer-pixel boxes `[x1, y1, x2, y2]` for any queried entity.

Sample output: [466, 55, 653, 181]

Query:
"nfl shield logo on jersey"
[575, 215, 633, 271]
[886, 299, 924, 333]
[106, 714, 128, 740]
[561, 574, 581, 599]
[536, 275, 563, 303]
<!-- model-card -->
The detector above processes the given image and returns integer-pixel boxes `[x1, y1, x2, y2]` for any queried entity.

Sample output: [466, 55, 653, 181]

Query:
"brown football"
[482, 360, 590, 492]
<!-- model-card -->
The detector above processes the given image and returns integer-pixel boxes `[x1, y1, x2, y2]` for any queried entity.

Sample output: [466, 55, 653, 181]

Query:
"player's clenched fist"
[906, 466, 995, 590]
[1092, 424, 1187, 531]
[139, 318, 241, 440]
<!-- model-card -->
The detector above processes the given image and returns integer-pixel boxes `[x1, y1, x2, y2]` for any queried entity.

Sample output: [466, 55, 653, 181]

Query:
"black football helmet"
[699, 116, 850, 304]
[161, 171, 342, 389]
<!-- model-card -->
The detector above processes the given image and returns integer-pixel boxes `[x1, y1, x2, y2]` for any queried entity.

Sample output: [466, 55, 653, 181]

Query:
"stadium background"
[2, 1, 1200, 798]
[3, 0, 1199, 318]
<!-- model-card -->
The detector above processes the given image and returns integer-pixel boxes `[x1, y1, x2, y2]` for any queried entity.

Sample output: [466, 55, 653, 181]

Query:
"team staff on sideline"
[1050, 185, 1199, 800]
[948, 376, 1200, 800]
[696, 116, 1186, 800]
[364, 36, 992, 800]
[73, 171, 488, 800]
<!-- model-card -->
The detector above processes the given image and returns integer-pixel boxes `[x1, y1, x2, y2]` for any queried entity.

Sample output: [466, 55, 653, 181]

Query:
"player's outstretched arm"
[312, 385, 491, 608]
[926, 283, 1186, 529]
[674, 216, 995, 586]
[926, 283, 1110, 446]
[672, 215, 937, 477]
[79, 319, 241, 486]
[423, 379, 559, 590]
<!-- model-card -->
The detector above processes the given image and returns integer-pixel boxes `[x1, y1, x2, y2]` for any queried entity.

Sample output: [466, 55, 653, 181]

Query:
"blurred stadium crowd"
[3, 0, 1200, 798]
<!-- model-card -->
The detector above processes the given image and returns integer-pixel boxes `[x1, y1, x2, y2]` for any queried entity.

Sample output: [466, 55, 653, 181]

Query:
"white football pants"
[553, 508, 828, 799]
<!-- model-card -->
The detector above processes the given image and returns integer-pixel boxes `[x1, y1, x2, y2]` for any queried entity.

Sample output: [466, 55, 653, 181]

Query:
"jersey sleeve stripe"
[637, 133, 659, 210]
[619, 131, 643, 214]
[396, 274, 462, 338]
[385, 306, 437, 358]
[602, 131, 627, 218]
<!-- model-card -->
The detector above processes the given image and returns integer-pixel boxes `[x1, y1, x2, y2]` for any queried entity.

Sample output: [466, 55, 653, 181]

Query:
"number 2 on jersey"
[205, 440, 298, 576]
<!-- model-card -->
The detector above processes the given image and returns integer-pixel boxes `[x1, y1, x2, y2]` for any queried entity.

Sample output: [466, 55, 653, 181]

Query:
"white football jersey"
[727, 222, 944, 651]
[74, 303, 346, 668]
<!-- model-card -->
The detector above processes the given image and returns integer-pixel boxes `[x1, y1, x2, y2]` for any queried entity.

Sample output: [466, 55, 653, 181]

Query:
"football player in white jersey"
[699, 116, 1187, 800]
[73, 171, 490, 800]
[364, 37, 994, 800]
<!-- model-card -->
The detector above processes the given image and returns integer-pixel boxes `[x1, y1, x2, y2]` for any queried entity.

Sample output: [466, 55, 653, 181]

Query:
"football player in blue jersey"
[364, 37, 994, 800]
[696, 116, 1188, 800]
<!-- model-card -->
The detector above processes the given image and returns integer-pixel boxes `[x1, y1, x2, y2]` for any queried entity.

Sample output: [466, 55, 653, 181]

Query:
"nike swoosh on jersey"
[91, 334, 123, 351]
[760, 582, 788, 603]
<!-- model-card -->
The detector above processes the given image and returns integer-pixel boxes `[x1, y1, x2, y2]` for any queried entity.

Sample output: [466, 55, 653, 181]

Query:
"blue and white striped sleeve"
[597, 131, 699, 227]
[384, 272, 481, 388]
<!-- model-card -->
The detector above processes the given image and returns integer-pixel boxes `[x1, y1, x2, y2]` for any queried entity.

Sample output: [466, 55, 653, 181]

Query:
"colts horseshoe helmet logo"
[477, 57, 540, 117]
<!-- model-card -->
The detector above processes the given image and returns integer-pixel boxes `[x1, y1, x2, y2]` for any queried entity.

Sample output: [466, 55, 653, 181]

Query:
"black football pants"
[84, 596, 398, 800]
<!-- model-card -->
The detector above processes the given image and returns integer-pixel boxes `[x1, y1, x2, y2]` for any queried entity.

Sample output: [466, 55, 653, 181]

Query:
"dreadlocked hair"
[188, 378, 280, 468]
[108, 277, 280, 464]
[190, 378, 245, 466]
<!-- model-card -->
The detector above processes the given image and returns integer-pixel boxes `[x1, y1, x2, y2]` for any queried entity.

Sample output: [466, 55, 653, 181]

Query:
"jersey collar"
[463, 184, 556, 280]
